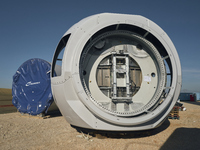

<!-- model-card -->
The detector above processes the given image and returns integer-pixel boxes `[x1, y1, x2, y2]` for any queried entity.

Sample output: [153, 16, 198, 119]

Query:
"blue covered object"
[12, 58, 54, 115]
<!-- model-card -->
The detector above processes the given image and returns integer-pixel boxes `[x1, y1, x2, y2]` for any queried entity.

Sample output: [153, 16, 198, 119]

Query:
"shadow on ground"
[160, 127, 200, 150]
[72, 119, 170, 139]
[16, 110, 62, 118]
[46, 110, 62, 118]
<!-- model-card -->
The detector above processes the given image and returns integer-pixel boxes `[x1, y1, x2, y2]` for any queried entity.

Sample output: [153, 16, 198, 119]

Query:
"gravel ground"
[0, 101, 200, 150]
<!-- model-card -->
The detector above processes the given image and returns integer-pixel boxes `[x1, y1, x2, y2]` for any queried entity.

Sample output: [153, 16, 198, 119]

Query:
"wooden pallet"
[168, 116, 180, 120]
[168, 106, 180, 120]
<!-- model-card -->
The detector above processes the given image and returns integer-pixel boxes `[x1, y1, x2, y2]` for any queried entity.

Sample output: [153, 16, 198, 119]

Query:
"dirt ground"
[0, 101, 200, 150]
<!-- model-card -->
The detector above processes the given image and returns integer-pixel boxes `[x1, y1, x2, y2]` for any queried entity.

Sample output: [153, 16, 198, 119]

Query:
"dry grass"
[0, 88, 12, 101]
[0, 88, 12, 95]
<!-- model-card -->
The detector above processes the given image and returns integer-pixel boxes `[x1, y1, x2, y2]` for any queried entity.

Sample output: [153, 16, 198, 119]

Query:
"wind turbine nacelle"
[51, 13, 181, 131]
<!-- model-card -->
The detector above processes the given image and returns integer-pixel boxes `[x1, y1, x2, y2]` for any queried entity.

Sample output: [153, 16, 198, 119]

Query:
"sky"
[0, 0, 200, 92]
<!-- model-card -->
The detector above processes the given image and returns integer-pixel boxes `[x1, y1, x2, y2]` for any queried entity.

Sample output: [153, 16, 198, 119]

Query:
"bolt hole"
[151, 72, 156, 77]
[83, 70, 86, 75]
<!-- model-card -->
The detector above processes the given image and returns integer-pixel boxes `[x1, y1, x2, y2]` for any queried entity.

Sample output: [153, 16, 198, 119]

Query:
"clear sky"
[0, 0, 200, 92]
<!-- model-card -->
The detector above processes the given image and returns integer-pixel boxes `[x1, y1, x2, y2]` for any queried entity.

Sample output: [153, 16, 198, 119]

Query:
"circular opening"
[79, 30, 166, 116]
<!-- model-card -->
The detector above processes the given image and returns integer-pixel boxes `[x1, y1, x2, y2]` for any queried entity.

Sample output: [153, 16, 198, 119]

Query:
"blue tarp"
[12, 58, 54, 115]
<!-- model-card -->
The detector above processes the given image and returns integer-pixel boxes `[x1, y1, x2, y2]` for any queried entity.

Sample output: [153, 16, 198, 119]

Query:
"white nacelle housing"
[51, 13, 181, 131]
